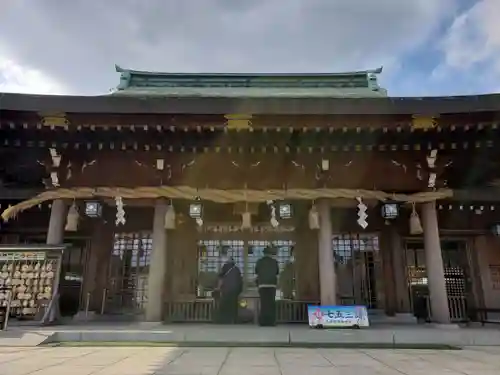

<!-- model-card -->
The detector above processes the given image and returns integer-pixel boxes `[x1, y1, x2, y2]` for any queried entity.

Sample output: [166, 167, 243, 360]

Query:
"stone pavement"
[1, 346, 500, 375]
[6, 323, 500, 347]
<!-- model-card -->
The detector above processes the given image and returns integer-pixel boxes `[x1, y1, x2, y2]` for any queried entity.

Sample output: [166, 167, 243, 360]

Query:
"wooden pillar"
[145, 199, 168, 321]
[380, 227, 396, 315]
[390, 229, 412, 313]
[294, 216, 320, 301]
[422, 201, 450, 324]
[45, 199, 66, 322]
[85, 222, 113, 311]
[46, 199, 66, 245]
[318, 199, 337, 305]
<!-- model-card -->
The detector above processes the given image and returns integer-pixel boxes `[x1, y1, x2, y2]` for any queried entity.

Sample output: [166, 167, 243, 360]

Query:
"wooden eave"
[2, 92, 500, 116]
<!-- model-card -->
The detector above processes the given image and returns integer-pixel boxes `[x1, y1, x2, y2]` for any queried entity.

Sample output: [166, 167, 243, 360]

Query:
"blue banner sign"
[307, 305, 370, 328]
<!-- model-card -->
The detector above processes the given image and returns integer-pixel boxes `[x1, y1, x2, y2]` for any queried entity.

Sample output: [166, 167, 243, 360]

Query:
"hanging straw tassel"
[409, 202, 423, 235]
[65, 202, 79, 232]
[308, 204, 320, 230]
[164, 204, 176, 229]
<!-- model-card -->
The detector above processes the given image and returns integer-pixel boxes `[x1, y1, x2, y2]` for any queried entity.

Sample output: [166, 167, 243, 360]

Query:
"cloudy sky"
[0, 0, 499, 97]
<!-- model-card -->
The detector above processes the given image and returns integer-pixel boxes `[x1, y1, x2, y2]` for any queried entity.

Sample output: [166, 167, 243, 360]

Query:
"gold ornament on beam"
[39, 112, 69, 127]
[411, 115, 437, 130]
[224, 114, 252, 130]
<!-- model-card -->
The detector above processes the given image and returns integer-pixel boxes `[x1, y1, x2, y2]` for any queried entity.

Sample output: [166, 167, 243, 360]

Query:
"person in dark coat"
[215, 256, 243, 324]
[255, 246, 280, 326]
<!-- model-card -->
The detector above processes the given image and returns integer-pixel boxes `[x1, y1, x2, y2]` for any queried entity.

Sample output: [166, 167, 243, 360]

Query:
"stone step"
[0, 330, 54, 347]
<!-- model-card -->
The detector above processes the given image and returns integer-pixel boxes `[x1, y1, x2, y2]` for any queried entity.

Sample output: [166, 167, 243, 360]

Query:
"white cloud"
[0, 55, 67, 95]
[438, 0, 500, 88]
[0, 0, 456, 95]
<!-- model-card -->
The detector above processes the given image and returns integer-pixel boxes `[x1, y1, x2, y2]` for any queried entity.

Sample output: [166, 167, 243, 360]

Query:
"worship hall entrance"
[193, 224, 299, 323]
[333, 233, 383, 309]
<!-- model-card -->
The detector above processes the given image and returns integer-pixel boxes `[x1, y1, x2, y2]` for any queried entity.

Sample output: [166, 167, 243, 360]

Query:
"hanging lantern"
[84, 201, 102, 218]
[241, 211, 252, 229]
[492, 224, 500, 237]
[189, 201, 203, 219]
[381, 202, 399, 220]
[409, 203, 423, 235]
[308, 205, 320, 230]
[164, 204, 176, 229]
[278, 203, 292, 219]
[65, 202, 79, 232]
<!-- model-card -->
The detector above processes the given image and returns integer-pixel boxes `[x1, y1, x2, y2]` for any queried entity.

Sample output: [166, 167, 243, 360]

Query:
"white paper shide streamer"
[115, 196, 126, 226]
[427, 149, 438, 188]
[267, 200, 279, 228]
[195, 217, 204, 227]
[356, 197, 368, 229]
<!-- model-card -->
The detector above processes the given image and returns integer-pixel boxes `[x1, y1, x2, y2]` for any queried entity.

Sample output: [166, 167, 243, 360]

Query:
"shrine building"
[1, 65, 500, 325]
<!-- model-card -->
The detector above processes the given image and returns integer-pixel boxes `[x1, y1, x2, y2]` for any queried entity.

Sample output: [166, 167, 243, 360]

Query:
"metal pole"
[100, 288, 107, 315]
[84, 292, 91, 319]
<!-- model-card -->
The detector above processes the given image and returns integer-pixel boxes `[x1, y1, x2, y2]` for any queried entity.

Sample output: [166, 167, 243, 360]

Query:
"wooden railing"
[276, 300, 318, 323]
[164, 299, 317, 324]
[164, 300, 214, 322]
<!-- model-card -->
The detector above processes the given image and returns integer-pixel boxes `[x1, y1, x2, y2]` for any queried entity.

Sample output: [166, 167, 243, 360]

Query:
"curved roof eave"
[1, 92, 500, 115]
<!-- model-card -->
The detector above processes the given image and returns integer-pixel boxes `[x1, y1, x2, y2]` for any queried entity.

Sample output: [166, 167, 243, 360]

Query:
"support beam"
[0, 187, 43, 200]
[422, 201, 450, 324]
[317, 199, 337, 305]
[145, 199, 168, 321]
[44, 199, 66, 323]
[452, 188, 500, 202]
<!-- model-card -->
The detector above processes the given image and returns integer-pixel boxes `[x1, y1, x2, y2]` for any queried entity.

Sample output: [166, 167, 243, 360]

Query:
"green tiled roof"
[112, 65, 387, 98]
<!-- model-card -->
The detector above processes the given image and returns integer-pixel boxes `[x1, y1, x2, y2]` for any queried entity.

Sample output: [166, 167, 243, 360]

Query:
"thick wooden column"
[294, 215, 320, 301]
[85, 222, 114, 312]
[390, 229, 412, 313]
[46, 199, 66, 245]
[380, 227, 396, 315]
[318, 199, 337, 305]
[422, 201, 450, 324]
[45, 199, 66, 322]
[145, 199, 168, 321]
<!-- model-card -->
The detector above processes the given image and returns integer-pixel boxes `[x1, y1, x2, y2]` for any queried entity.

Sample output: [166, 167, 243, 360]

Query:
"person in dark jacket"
[255, 246, 280, 326]
[215, 256, 243, 324]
